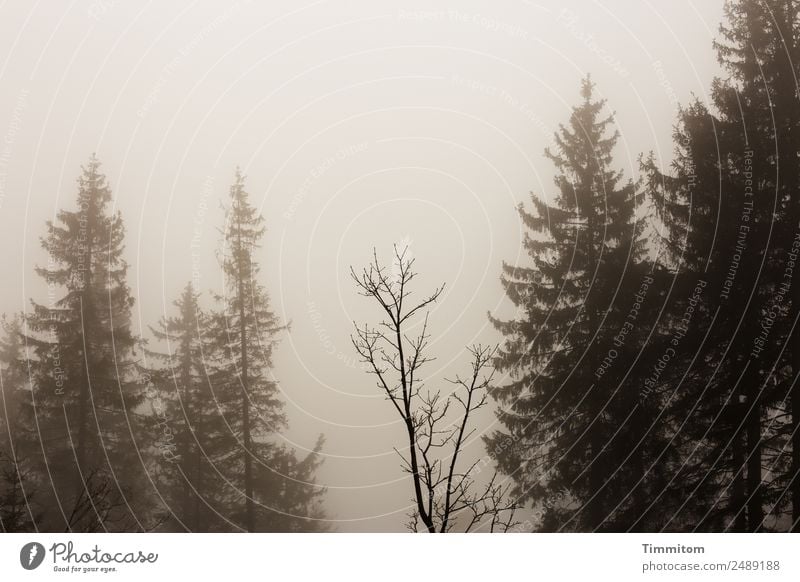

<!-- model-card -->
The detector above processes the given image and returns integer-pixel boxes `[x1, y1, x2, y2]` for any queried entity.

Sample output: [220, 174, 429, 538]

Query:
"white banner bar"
[1, 533, 798, 581]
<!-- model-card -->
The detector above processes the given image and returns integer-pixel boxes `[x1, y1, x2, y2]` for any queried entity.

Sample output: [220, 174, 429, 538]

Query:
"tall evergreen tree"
[644, 0, 800, 531]
[214, 169, 325, 532]
[23, 155, 150, 531]
[487, 78, 650, 531]
[643, 99, 751, 531]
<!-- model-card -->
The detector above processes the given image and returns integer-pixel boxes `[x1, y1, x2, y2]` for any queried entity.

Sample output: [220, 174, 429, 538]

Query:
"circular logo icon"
[20, 542, 46, 570]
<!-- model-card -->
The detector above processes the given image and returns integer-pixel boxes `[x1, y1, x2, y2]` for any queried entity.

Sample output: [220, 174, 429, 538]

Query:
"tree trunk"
[792, 373, 800, 530]
[780, 0, 800, 532]
[731, 406, 747, 532]
[237, 225, 254, 533]
[745, 371, 763, 531]
[74, 195, 94, 505]
[395, 324, 434, 533]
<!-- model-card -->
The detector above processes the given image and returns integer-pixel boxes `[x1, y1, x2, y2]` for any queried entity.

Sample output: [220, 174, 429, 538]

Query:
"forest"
[2, 0, 800, 533]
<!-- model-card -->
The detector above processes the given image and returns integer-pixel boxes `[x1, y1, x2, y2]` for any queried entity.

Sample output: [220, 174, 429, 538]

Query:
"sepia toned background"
[0, 0, 725, 531]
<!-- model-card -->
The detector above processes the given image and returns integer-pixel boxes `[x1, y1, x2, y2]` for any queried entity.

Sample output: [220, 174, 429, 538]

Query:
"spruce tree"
[214, 168, 325, 532]
[487, 78, 649, 531]
[715, 0, 788, 532]
[23, 155, 149, 531]
[644, 0, 799, 531]
[147, 283, 236, 531]
[642, 100, 748, 531]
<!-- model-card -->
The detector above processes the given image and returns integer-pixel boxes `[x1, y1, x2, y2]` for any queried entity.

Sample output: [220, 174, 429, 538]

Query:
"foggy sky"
[0, 0, 724, 531]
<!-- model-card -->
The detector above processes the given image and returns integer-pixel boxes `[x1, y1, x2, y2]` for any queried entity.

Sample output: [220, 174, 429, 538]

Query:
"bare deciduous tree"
[351, 247, 516, 532]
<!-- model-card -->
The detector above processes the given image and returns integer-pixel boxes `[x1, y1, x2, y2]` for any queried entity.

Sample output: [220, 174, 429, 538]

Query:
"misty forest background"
[3, 0, 800, 532]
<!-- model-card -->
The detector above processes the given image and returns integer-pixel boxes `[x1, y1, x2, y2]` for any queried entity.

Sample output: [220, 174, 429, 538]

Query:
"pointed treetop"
[84, 152, 102, 173]
[233, 165, 245, 184]
[580, 74, 594, 102]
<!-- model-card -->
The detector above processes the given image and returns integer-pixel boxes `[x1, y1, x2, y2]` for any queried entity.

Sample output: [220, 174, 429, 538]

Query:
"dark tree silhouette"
[487, 77, 655, 531]
[643, 0, 800, 531]
[352, 247, 516, 532]
[0, 447, 41, 533]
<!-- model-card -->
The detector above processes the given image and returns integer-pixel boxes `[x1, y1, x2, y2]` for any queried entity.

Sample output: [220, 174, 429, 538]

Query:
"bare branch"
[351, 249, 516, 533]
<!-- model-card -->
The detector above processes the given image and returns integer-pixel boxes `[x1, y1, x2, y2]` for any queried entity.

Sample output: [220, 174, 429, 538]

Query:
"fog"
[0, 0, 724, 531]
